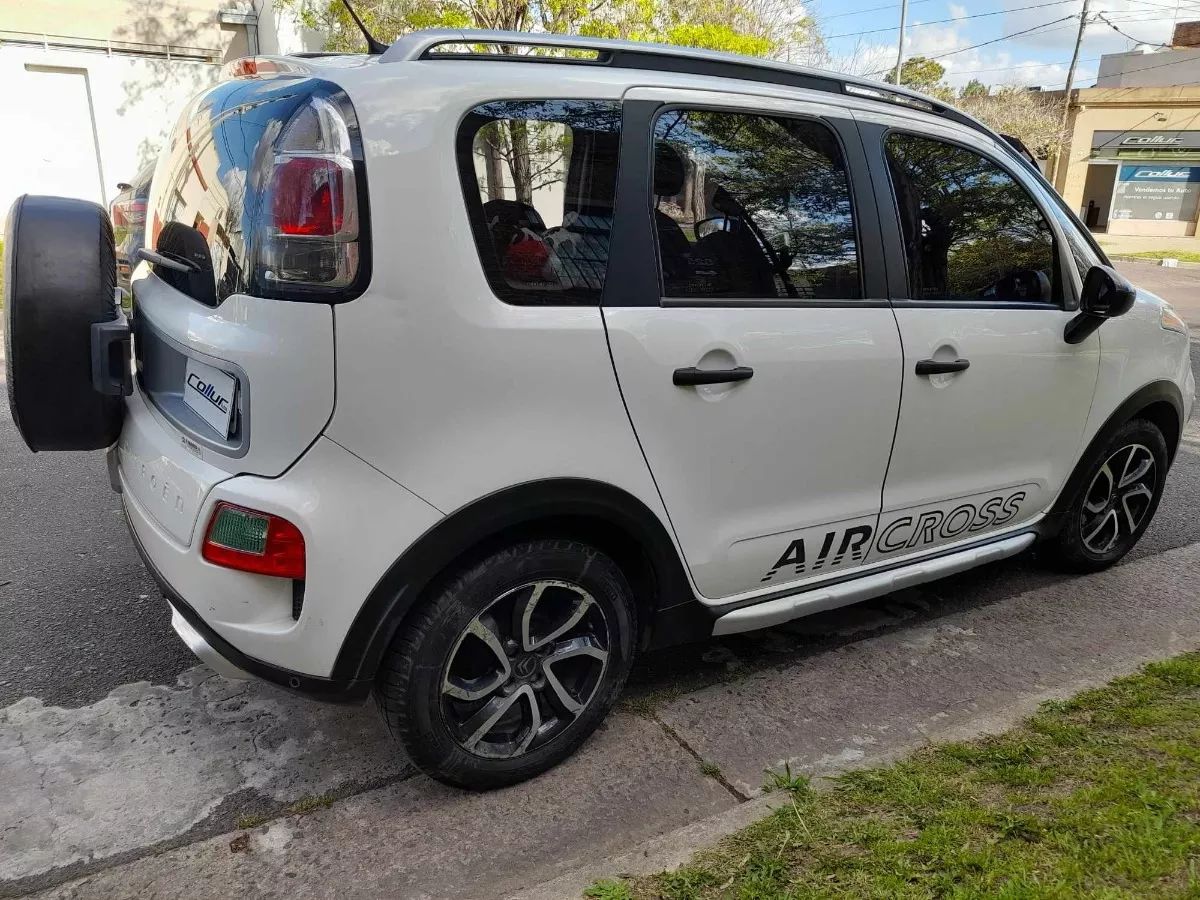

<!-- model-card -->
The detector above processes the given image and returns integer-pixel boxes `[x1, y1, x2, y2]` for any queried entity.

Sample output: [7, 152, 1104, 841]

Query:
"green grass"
[585, 880, 634, 900]
[596, 652, 1200, 899]
[235, 812, 269, 830]
[1114, 249, 1200, 264]
[287, 793, 334, 815]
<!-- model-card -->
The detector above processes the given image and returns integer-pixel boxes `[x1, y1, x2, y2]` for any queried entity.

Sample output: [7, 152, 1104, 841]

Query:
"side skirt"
[711, 531, 1037, 636]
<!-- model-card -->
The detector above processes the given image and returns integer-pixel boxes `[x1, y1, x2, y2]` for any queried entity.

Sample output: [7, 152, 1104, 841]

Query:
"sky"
[807, 0, 1200, 88]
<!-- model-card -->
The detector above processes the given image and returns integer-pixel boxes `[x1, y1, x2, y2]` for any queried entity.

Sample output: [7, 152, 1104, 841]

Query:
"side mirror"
[116, 182, 132, 192]
[1065, 264, 1137, 344]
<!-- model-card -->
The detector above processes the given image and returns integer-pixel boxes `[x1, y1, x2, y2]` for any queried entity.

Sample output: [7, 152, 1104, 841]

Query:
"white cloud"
[948, 3, 968, 21]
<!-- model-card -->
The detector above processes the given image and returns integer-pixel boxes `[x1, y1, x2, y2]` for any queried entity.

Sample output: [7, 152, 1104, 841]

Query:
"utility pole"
[1053, 0, 1091, 187]
[893, 0, 910, 84]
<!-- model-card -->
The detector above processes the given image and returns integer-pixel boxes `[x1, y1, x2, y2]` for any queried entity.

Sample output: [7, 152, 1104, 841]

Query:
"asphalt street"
[1, 258, 1199, 896]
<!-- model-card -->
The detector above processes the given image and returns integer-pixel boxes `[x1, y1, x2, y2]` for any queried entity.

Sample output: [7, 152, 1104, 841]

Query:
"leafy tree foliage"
[279, 0, 816, 58]
[960, 78, 989, 98]
[884, 56, 947, 92]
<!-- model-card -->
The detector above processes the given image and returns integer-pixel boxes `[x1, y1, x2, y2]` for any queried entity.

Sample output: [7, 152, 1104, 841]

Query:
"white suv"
[4, 30, 1194, 789]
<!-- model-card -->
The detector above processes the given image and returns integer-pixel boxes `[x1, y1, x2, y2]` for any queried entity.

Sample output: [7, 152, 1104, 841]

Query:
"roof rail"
[379, 29, 1014, 160]
[381, 29, 926, 103]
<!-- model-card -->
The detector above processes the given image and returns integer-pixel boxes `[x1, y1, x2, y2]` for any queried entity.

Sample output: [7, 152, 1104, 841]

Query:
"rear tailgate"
[123, 72, 346, 543]
[133, 273, 335, 475]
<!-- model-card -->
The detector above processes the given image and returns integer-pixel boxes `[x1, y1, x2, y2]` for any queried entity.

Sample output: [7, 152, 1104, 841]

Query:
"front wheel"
[1044, 418, 1169, 572]
[374, 540, 636, 790]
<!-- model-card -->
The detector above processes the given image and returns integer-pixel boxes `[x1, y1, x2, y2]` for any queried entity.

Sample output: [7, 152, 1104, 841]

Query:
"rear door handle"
[672, 366, 754, 386]
[915, 358, 970, 376]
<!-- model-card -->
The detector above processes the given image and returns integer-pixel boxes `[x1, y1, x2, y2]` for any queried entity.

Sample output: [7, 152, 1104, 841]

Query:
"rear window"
[456, 100, 621, 306]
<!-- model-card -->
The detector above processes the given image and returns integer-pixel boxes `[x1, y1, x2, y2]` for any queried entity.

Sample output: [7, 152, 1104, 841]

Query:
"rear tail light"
[202, 502, 306, 579]
[111, 199, 146, 227]
[259, 95, 361, 291]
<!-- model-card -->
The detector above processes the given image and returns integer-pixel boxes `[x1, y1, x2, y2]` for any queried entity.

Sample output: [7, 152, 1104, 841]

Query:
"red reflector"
[271, 157, 343, 236]
[202, 502, 306, 580]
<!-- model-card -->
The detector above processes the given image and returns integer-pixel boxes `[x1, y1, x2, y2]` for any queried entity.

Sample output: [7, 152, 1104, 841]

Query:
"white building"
[0, 0, 316, 230]
[1095, 21, 1200, 88]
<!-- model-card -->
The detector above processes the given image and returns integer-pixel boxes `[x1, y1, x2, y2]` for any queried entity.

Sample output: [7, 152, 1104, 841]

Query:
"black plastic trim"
[124, 504, 368, 702]
[673, 365, 753, 385]
[602, 99, 662, 308]
[889, 299, 1062, 311]
[660, 297, 891, 309]
[915, 358, 969, 375]
[330, 477, 700, 682]
[1041, 380, 1186, 537]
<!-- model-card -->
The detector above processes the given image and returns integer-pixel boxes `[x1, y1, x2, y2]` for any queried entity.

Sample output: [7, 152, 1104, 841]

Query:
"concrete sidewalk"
[27, 541, 1200, 900]
[1098, 233, 1200, 257]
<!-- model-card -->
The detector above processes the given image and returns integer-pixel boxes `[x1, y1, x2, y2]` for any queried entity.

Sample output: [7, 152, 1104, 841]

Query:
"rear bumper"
[123, 504, 371, 702]
[115, 383, 443, 699]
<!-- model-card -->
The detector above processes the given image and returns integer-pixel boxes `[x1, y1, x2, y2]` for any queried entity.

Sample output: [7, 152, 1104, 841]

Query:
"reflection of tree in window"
[885, 135, 1057, 304]
[652, 110, 860, 300]
[463, 101, 621, 304]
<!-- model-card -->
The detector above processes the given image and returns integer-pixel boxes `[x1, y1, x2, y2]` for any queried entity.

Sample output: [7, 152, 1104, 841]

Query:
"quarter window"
[458, 100, 620, 306]
[652, 109, 861, 301]
[884, 134, 1059, 304]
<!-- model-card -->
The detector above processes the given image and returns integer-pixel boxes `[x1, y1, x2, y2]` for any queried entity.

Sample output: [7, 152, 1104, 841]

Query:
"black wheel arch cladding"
[331, 477, 706, 684]
[4, 194, 124, 451]
[1042, 379, 1184, 537]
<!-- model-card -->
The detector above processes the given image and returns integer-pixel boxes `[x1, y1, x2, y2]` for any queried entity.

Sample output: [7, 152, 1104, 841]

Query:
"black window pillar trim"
[856, 121, 911, 303]
[602, 99, 662, 308]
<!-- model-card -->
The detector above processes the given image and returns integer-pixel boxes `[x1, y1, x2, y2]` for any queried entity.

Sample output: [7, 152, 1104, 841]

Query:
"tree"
[883, 56, 947, 92]
[956, 86, 1067, 160]
[280, 0, 818, 59]
[960, 78, 989, 98]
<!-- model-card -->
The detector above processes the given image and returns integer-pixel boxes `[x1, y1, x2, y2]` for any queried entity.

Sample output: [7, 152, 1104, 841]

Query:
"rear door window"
[457, 100, 621, 306]
[651, 109, 861, 301]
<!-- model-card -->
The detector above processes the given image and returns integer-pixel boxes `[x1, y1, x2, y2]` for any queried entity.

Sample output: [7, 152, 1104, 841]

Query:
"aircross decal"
[757, 489, 1028, 584]
[760, 525, 872, 583]
[875, 491, 1025, 554]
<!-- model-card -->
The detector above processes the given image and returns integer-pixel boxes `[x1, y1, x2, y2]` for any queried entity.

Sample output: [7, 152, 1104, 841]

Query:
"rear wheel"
[374, 539, 636, 790]
[1044, 418, 1169, 572]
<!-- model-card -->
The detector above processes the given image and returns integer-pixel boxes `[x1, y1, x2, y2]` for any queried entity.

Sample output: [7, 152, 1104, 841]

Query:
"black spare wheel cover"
[4, 195, 123, 451]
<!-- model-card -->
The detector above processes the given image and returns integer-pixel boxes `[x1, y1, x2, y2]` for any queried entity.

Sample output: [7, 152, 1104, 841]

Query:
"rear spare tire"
[4, 194, 124, 451]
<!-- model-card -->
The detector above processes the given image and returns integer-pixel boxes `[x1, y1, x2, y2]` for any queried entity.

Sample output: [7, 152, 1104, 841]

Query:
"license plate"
[183, 358, 237, 439]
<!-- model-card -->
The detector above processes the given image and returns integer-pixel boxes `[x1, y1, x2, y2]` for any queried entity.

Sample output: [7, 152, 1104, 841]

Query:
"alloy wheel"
[1080, 443, 1157, 555]
[440, 580, 610, 759]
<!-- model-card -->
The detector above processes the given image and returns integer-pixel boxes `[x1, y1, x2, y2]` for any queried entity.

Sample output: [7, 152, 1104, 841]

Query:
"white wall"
[0, 46, 219, 228]
[0, 1, 317, 234]
[1096, 48, 1200, 87]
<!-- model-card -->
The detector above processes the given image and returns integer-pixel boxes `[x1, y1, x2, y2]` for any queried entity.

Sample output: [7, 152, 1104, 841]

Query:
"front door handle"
[673, 366, 754, 386]
[915, 358, 970, 376]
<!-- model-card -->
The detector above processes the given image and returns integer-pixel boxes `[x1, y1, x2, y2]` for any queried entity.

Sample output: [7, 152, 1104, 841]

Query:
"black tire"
[1043, 418, 1169, 572]
[4, 194, 123, 451]
[375, 540, 636, 790]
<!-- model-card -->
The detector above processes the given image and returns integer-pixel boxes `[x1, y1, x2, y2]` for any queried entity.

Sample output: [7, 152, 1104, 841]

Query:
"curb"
[1108, 253, 1200, 269]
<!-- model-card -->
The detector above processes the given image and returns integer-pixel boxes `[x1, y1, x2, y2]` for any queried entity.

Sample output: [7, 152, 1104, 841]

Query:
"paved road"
[1, 260, 1198, 895]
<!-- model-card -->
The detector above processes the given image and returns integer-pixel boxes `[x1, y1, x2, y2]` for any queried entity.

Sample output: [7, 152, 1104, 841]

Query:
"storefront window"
[1110, 164, 1200, 224]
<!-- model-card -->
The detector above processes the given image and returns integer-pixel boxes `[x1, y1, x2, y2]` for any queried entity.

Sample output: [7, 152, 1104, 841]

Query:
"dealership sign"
[1094, 130, 1200, 150]
[1111, 164, 1200, 222]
